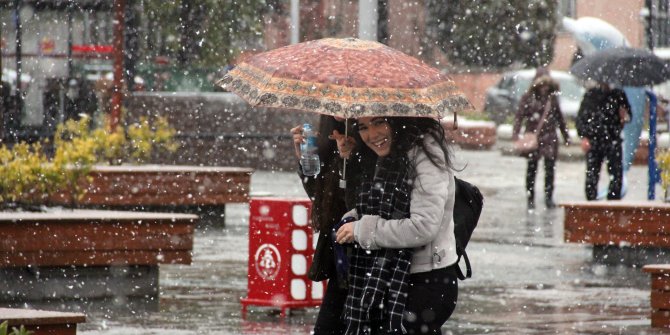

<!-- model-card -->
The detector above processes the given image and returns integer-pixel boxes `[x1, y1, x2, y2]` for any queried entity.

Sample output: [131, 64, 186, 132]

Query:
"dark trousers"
[403, 266, 459, 335]
[526, 157, 556, 203]
[585, 142, 623, 200]
[313, 276, 348, 335]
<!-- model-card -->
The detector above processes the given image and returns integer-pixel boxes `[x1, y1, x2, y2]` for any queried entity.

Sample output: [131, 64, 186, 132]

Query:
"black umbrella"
[570, 47, 670, 87]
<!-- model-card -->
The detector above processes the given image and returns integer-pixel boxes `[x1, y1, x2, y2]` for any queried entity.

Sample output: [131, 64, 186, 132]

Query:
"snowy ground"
[71, 147, 669, 334]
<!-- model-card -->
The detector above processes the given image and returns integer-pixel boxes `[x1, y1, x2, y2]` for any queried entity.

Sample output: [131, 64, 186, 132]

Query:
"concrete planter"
[0, 209, 197, 307]
[51, 165, 252, 207]
[47, 165, 253, 224]
[442, 118, 497, 150]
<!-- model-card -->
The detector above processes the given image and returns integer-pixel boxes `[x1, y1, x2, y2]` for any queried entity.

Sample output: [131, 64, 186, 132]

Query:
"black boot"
[545, 198, 556, 209]
[544, 158, 556, 209]
[526, 159, 538, 211]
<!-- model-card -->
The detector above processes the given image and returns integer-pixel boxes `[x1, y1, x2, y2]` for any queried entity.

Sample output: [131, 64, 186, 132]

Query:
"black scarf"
[343, 155, 413, 335]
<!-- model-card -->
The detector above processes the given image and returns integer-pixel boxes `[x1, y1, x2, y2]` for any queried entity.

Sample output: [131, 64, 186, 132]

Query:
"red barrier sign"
[241, 197, 325, 318]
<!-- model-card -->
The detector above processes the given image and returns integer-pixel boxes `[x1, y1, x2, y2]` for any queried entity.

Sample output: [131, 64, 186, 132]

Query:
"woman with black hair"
[335, 116, 459, 335]
[290, 115, 362, 334]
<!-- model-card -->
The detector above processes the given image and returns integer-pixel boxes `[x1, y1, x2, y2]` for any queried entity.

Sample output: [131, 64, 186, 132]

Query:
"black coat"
[301, 154, 362, 283]
[576, 87, 631, 147]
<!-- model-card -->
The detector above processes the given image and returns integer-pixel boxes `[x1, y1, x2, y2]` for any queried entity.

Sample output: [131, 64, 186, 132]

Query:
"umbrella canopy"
[218, 38, 472, 119]
[561, 17, 629, 55]
[570, 47, 670, 87]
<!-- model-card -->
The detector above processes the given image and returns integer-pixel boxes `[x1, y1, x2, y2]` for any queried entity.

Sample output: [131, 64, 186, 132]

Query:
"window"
[649, 0, 670, 47]
[559, 0, 576, 18]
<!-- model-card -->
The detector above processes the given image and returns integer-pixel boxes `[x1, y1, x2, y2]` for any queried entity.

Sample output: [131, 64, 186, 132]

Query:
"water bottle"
[300, 123, 321, 176]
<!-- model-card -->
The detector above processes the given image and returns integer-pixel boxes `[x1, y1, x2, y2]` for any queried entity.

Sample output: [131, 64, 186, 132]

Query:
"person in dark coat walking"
[512, 70, 571, 209]
[576, 82, 631, 200]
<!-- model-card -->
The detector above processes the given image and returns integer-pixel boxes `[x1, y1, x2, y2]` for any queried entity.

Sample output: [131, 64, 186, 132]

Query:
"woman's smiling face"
[357, 117, 392, 157]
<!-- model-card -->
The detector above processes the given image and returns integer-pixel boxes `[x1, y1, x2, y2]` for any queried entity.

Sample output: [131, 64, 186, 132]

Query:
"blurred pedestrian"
[290, 115, 359, 335]
[512, 68, 571, 209]
[336, 116, 459, 334]
[576, 82, 631, 200]
[0, 80, 10, 140]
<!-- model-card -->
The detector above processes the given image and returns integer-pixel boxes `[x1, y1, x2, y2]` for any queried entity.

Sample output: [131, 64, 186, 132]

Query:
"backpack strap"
[455, 247, 472, 280]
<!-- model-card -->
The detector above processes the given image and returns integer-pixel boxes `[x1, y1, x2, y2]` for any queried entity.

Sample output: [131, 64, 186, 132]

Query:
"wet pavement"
[65, 146, 670, 334]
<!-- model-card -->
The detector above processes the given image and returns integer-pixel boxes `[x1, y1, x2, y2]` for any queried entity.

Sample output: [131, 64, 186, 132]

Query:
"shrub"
[0, 115, 177, 208]
[657, 149, 670, 195]
[0, 321, 33, 335]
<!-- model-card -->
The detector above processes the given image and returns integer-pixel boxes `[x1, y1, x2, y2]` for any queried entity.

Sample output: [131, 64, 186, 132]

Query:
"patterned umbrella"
[218, 38, 472, 119]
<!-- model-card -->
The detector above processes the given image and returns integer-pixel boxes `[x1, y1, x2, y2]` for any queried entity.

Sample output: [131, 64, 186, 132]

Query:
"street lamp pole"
[67, 0, 73, 79]
[358, 0, 378, 41]
[12, 0, 23, 140]
[290, 0, 299, 44]
[110, 0, 125, 131]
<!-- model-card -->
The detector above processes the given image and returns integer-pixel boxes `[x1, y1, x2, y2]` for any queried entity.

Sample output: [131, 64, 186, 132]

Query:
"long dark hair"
[309, 115, 363, 232]
[353, 117, 453, 179]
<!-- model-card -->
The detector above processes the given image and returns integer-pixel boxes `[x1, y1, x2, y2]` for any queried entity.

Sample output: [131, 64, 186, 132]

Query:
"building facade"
[262, 0, 658, 112]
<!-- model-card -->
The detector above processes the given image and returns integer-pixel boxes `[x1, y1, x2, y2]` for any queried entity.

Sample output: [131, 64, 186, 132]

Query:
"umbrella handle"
[340, 119, 348, 189]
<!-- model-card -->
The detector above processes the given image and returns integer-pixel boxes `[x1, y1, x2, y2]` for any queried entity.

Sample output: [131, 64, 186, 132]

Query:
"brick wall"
[449, 71, 503, 113]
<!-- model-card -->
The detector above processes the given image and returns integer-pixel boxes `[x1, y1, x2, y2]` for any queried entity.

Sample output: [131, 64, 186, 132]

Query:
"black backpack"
[453, 177, 483, 280]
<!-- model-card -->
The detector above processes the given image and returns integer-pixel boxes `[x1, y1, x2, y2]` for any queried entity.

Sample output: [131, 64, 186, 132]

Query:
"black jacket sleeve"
[576, 90, 596, 139]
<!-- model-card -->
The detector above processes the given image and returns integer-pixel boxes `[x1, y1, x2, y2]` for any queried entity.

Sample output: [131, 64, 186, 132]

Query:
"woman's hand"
[581, 138, 591, 153]
[335, 221, 355, 244]
[290, 125, 304, 159]
[328, 130, 355, 159]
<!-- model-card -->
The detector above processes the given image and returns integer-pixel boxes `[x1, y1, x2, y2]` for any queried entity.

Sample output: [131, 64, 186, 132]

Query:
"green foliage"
[0, 321, 34, 335]
[426, 0, 558, 69]
[140, 0, 267, 66]
[0, 116, 178, 207]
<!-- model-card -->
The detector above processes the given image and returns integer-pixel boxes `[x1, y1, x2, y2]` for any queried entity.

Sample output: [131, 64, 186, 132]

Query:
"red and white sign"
[254, 243, 281, 280]
[39, 38, 55, 54]
[241, 197, 324, 318]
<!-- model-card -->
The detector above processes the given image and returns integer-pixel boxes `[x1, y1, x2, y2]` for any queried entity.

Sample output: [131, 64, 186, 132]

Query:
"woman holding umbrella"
[290, 115, 362, 335]
[513, 68, 571, 209]
[335, 116, 459, 334]
[222, 37, 472, 333]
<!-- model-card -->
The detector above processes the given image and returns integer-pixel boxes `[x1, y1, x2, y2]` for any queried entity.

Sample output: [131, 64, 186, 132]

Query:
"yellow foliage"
[657, 149, 670, 191]
[126, 116, 178, 163]
[0, 115, 177, 206]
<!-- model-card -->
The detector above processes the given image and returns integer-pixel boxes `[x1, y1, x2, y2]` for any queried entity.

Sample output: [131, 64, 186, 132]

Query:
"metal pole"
[110, 0, 125, 131]
[67, 0, 73, 79]
[290, 0, 300, 44]
[0, 3, 3, 140]
[14, 0, 22, 138]
[645, 1, 657, 199]
[647, 90, 658, 200]
[358, 0, 378, 41]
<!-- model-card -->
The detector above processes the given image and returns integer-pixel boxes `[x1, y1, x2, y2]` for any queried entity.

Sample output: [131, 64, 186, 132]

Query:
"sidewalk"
[76, 148, 668, 335]
[495, 122, 670, 162]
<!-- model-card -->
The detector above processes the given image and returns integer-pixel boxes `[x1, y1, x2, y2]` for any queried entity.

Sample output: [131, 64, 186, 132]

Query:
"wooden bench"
[0, 210, 197, 304]
[442, 120, 497, 150]
[562, 201, 670, 264]
[50, 165, 253, 224]
[0, 308, 85, 335]
[642, 265, 670, 328]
